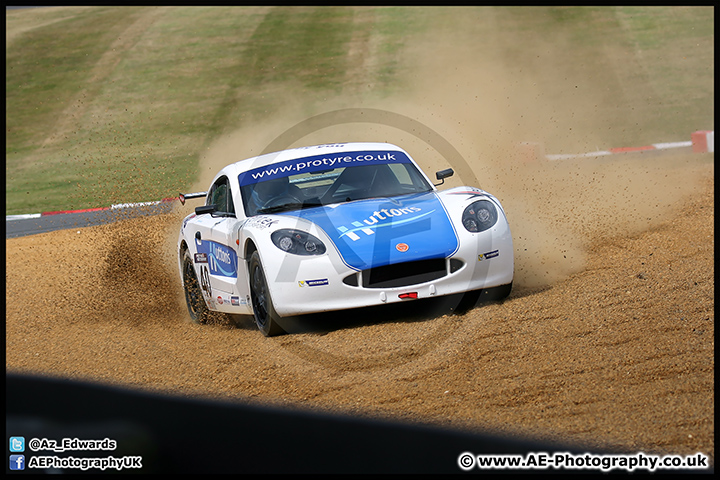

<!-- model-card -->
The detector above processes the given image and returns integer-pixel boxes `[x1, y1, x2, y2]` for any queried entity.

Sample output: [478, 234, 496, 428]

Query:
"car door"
[192, 176, 239, 299]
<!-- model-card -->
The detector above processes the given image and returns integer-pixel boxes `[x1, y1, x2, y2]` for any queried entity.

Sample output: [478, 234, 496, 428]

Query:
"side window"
[207, 176, 235, 215]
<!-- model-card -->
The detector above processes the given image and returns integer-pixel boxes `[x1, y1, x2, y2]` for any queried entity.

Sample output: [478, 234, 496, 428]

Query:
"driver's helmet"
[251, 176, 290, 206]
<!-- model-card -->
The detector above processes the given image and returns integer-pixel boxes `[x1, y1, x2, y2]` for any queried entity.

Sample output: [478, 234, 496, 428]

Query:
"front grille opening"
[450, 258, 464, 273]
[342, 272, 359, 287]
[363, 258, 447, 288]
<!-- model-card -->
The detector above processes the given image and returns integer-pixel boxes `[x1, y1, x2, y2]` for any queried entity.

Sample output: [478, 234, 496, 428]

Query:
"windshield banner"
[238, 150, 412, 186]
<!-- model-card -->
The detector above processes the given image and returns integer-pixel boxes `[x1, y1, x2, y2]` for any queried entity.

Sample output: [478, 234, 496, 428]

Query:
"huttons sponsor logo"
[337, 206, 423, 242]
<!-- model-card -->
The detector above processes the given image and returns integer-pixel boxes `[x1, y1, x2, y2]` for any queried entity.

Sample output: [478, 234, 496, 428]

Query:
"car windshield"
[239, 152, 433, 216]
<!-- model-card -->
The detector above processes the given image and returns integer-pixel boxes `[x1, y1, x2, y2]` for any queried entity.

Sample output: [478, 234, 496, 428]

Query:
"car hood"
[280, 192, 459, 271]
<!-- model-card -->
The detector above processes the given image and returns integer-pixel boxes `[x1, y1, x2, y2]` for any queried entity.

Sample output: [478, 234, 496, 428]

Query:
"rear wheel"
[248, 251, 285, 337]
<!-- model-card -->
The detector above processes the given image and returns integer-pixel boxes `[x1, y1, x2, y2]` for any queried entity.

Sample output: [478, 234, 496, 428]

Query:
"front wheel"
[454, 282, 513, 314]
[248, 251, 285, 337]
[481, 282, 513, 302]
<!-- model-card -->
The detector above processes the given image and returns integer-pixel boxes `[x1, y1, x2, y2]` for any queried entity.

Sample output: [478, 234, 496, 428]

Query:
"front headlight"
[271, 229, 327, 255]
[462, 199, 498, 233]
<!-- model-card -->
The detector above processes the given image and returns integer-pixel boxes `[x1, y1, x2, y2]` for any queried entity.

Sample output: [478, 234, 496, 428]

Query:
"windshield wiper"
[257, 202, 323, 214]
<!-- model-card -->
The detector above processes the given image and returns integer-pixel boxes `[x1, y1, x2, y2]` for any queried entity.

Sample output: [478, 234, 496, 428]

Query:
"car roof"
[221, 142, 411, 177]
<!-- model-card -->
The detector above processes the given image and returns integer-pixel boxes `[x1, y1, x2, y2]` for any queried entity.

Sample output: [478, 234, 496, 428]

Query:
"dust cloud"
[192, 15, 709, 291]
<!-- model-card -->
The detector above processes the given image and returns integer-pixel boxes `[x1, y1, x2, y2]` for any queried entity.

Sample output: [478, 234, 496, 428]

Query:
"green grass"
[5, 6, 714, 214]
[467, 6, 714, 151]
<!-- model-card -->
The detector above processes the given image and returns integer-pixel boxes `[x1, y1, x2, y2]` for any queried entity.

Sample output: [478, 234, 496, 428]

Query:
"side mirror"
[194, 204, 236, 218]
[195, 205, 215, 216]
[434, 168, 454, 186]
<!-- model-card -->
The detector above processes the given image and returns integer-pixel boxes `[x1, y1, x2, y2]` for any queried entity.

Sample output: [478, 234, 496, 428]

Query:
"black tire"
[480, 282, 513, 302]
[454, 282, 513, 314]
[453, 289, 481, 315]
[182, 248, 211, 324]
[248, 251, 285, 337]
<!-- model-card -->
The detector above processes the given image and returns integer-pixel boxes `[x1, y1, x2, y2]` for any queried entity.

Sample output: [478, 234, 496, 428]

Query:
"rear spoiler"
[178, 191, 207, 206]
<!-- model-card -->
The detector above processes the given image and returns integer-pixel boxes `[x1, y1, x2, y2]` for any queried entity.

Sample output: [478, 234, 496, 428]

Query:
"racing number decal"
[199, 265, 212, 296]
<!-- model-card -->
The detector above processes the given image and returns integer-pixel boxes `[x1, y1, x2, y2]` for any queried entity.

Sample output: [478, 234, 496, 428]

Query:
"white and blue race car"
[178, 142, 513, 336]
